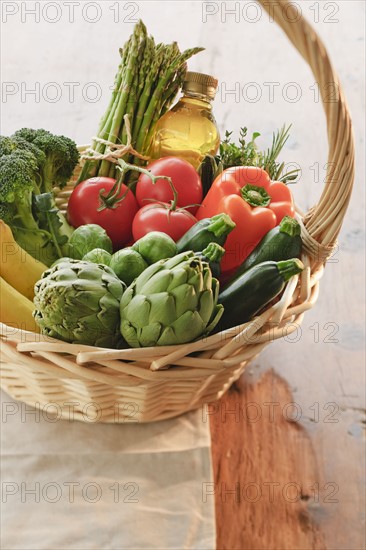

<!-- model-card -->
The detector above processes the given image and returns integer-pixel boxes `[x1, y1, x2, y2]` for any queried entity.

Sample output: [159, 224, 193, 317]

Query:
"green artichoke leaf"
[71, 288, 105, 310]
[98, 294, 122, 331]
[170, 283, 198, 317]
[139, 269, 173, 295]
[187, 270, 204, 293]
[122, 294, 151, 328]
[166, 267, 189, 291]
[169, 310, 205, 343]
[198, 289, 215, 325]
[139, 323, 163, 348]
[156, 326, 179, 347]
[206, 304, 224, 333]
[134, 262, 165, 294]
[147, 293, 176, 326]
[163, 251, 195, 269]
[105, 276, 127, 300]
[120, 285, 135, 310]
[211, 276, 220, 302]
[120, 321, 139, 348]
[203, 266, 213, 288]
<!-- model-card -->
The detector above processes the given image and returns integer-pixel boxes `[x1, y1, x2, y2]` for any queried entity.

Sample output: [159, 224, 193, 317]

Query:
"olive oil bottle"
[149, 72, 220, 169]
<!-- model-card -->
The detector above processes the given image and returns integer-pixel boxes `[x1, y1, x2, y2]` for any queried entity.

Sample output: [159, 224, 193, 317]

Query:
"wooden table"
[210, 268, 365, 550]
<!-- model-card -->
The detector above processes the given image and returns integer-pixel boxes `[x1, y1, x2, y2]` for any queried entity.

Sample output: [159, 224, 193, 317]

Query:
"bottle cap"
[183, 72, 218, 100]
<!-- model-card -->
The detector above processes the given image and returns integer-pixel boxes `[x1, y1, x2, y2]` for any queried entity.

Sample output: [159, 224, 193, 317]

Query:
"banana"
[0, 276, 40, 333]
[0, 221, 48, 300]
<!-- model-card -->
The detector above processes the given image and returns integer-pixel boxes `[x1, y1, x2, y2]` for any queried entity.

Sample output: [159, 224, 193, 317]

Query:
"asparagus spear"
[78, 21, 203, 183]
[135, 46, 204, 154]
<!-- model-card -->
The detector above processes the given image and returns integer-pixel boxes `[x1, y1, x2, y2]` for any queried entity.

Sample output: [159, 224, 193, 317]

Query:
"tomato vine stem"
[98, 158, 179, 211]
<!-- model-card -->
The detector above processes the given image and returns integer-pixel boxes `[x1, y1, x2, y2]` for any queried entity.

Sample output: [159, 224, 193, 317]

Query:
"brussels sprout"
[68, 224, 113, 259]
[132, 231, 177, 264]
[83, 248, 112, 266]
[110, 248, 147, 286]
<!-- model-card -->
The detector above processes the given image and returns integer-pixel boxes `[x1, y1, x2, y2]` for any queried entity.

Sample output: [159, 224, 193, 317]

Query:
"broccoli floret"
[12, 128, 79, 191]
[0, 151, 39, 202]
[12, 136, 47, 168]
[0, 129, 78, 265]
[0, 136, 17, 156]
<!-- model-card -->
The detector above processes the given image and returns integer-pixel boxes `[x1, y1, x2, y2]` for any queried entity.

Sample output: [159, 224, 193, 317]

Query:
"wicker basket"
[0, 0, 354, 423]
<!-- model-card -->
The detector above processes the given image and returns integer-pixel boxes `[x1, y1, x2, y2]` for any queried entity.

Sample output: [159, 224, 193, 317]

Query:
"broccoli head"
[12, 128, 79, 191]
[0, 128, 78, 265]
[0, 147, 54, 262]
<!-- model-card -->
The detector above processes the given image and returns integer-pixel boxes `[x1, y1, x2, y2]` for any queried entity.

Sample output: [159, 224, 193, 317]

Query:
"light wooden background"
[2, 2, 365, 548]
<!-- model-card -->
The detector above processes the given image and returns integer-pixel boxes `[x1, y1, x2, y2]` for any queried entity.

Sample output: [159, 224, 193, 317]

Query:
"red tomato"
[132, 204, 197, 242]
[67, 177, 138, 250]
[136, 157, 203, 214]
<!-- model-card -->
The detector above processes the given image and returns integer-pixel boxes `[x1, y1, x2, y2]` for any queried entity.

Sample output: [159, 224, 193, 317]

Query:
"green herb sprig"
[217, 124, 299, 184]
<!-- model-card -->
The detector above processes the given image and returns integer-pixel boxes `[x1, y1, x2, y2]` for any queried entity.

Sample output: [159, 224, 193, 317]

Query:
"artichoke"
[120, 252, 224, 347]
[33, 260, 125, 348]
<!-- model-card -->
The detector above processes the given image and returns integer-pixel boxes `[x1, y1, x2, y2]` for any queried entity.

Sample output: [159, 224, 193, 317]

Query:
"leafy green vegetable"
[33, 193, 72, 259]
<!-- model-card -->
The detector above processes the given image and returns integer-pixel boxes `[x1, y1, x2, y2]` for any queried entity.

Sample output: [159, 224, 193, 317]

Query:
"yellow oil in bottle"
[149, 72, 220, 169]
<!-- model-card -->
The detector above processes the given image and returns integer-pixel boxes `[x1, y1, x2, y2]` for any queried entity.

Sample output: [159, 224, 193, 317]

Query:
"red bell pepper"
[196, 166, 295, 274]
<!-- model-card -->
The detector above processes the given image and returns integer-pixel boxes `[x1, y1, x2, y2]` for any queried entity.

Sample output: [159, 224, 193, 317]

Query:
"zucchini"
[235, 216, 302, 277]
[176, 214, 235, 253]
[194, 242, 225, 278]
[218, 259, 304, 330]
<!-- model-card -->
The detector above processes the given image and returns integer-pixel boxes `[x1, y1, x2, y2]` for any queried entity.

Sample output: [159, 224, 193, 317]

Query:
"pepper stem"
[241, 184, 271, 207]
[277, 258, 304, 282]
[279, 216, 301, 237]
[208, 214, 236, 237]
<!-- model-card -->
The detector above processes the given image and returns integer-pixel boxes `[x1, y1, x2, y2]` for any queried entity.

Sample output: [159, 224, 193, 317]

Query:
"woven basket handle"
[259, 0, 355, 265]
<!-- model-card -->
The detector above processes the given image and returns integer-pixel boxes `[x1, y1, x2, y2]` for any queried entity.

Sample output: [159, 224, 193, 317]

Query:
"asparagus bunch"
[78, 21, 203, 182]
